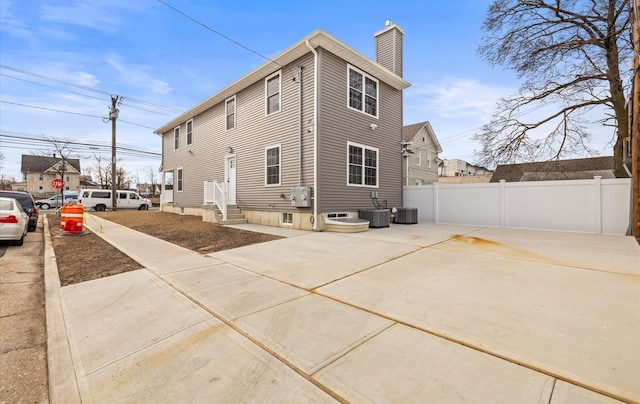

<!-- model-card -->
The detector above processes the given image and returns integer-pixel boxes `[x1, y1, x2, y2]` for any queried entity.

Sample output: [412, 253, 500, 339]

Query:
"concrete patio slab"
[233, 294, 394, 374]
[317, 247, 640, 402]
[60, 269, 212, 375]
[313, 324, 555, 403]
[209, 232, 417, 289]
[162, 264, 309, 320]
[82, 318, 337, 403]
[435, 227, 640, 276]
[550, 380, 626, 404]
[225, 223, 311, 238]
[341, 222, 486, 247]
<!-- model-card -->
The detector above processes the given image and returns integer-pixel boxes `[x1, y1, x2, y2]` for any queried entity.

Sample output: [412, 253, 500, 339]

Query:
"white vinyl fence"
[403, 177, 631, 235]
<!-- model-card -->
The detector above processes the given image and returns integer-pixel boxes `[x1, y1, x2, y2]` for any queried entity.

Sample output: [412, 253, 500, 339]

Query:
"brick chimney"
[374, 19, 404, 77]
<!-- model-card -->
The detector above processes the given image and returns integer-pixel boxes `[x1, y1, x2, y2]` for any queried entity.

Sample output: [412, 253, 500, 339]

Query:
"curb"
[43, 215, 82, 403]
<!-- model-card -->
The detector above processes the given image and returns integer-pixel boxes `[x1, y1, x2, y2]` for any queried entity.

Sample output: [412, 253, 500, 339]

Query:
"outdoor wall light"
[370, 123, 377, 130]
[227, 146, 233, 153]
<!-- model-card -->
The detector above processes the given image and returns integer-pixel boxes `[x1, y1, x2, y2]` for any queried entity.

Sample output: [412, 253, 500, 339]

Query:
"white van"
[78, 189, 152, 211]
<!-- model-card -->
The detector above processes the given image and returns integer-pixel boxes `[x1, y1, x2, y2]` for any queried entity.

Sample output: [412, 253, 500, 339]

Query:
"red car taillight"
[30, 207, 38, 215]
[0, 215, 19, 224]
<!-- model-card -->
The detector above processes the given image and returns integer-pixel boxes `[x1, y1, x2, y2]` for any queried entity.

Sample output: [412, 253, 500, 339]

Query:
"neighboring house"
[490, 156, 615, 182]
[136, 183, 160, 196]
[79, 175, 99, 189]
[155, 21, 410, 230]
[440, 159, 493, 178]
[12, 155, 82, 197]
[401, 121, 442, 185]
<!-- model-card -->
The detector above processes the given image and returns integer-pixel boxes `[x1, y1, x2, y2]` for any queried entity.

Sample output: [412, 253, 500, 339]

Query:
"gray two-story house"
[402, 121, 442, 185]
[155, 21, 410, 230]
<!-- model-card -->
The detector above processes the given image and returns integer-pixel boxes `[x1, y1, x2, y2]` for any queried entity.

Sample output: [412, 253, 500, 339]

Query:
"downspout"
[305, 40, 318, 231]
[297, 65, 303, 186]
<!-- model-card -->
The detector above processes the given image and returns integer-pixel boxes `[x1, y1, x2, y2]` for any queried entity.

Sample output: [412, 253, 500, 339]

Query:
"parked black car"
[0, 191, 38, 231]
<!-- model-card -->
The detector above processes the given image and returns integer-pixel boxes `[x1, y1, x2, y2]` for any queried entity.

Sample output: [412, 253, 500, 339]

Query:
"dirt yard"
[49, 210, 281, 286]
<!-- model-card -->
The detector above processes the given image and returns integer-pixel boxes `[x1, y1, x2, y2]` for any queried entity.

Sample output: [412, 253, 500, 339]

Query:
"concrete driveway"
[47, 219, 640, 403]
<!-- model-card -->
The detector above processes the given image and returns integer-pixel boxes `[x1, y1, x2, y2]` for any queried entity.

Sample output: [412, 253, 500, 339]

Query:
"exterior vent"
[395, 207, 417, 224]
[359, 209, 390, 228]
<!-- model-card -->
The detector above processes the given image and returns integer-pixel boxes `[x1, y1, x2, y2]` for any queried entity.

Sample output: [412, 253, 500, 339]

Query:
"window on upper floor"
[186, 120, 193, 145]
[174, 126, 180, 150]
[265, 145, 281, 186]
[416, 151, 422, 166]
[427, 152, 432, 169]
[348, 142, 378, 187]
[176, 167, 183, 192]
[348, 65, 378, 118]
[39, 173, 43, 180]
[265, 71, 281, 116]
[226, 96, 236, 130]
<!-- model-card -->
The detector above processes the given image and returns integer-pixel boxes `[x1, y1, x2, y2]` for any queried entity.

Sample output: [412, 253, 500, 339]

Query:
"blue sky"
[0, 0, 612, 182]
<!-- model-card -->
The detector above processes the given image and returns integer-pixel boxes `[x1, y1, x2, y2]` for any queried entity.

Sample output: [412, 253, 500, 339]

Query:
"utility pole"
[632, 0, 639, 237]
[109, 96, 120, 211]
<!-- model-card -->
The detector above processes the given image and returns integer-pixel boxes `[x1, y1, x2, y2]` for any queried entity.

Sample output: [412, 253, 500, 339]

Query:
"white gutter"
[306, 40, 318, 231]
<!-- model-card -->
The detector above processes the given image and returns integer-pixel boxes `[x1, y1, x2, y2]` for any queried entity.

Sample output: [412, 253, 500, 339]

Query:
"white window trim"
[186, 120, 193, 146]
[264, 144, 281, 187]
[265, 70, 281, 116]
[281, 212, 293, 226]
[225, 95, 236, 131]
[346, 141, 379, 188]
[416, 150, 422, 166]
[427, 152, 432, 169]
[346, 64, 379, 119]
[174, 126, 180, 150]
[176, 167, 184, 192]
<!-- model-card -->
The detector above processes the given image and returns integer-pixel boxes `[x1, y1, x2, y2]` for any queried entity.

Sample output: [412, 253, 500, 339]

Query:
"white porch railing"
[160, 189, 173, 204]
[204, 180, 227, 221]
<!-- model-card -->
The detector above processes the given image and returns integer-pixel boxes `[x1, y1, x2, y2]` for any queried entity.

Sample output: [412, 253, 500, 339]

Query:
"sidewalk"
[45, 216, 640, 403]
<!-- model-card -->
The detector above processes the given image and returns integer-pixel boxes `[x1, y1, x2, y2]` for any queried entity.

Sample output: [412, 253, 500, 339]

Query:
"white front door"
[225, 155, 237, 204]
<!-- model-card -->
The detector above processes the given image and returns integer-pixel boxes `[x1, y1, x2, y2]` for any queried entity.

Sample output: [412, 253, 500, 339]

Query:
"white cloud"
[0, 0, 36, 43]
[408, 78, 515, 120]
[106, 55, 172, 95]
[38, 0, 149, 32]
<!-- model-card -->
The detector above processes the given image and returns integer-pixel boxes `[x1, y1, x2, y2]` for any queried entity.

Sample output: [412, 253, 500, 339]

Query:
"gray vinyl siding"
[161, 53, 315, 210]
[316, 48, 403, 213]
[375, 28, 403, 77]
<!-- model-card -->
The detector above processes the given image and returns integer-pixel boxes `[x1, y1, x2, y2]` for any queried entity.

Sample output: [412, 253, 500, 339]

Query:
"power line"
[1, 100, 158, 130]
[1, 73, 174, 117]
[1, 100, 106, 119]
[0, 132, 161, 158]
[0, 64, 181, 113]
[156, 0, 282, 67]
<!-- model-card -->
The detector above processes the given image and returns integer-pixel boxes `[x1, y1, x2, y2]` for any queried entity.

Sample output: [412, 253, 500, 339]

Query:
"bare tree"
[87, 154, 130, 189]
[475, 0, 632, 177]
[144, 165, 159, 195]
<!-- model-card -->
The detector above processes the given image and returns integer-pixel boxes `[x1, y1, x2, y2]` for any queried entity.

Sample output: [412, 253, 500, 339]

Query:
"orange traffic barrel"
[60, 202, 84, 234]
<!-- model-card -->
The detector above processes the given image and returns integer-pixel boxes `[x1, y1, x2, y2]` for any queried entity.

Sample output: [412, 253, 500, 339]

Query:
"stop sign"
[51, 178, 65, 189]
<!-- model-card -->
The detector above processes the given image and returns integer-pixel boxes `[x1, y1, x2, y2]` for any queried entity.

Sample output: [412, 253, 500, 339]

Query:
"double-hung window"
[348, 65, 378, 118]
[176, 168, 183, 192]
[174, 126, 180, 150]
[265, 71, 281, 115]
[347, 142, 378, 187]
[416, 151, 422, 166]
[186, 120, 193, 145]
[226, 96, 236, 130]
[265, 145, 281, 186]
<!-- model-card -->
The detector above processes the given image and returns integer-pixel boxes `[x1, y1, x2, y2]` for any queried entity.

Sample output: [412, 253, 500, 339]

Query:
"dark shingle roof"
[490, 156, 615, 182]
[21, 155, 81, 173]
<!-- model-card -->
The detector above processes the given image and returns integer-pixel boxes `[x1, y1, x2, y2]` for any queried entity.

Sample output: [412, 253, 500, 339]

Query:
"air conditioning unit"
[395, 207, 418, 224]
[359, 209, 390, 228]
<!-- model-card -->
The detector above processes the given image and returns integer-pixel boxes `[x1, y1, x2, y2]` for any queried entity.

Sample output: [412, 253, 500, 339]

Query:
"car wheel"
[12, 234, 25, 246]
[95, 205, 106, 212]
[41, 203, 50, 210]
[28, 223, 36, 232]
